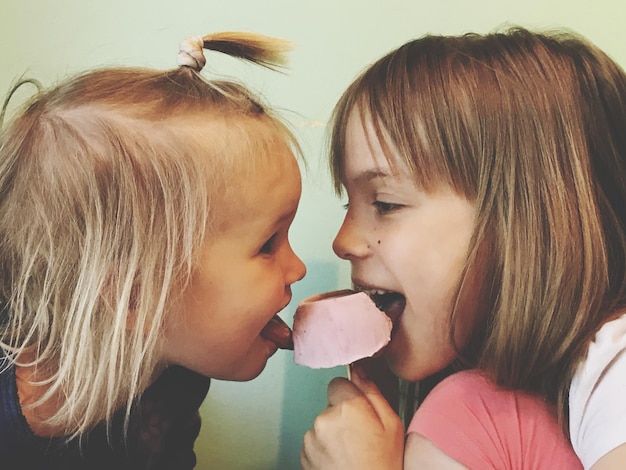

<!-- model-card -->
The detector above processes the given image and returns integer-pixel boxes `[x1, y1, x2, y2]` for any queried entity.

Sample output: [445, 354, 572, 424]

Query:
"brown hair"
[0, 31, 297, 438]
[329, 27, 626, 428]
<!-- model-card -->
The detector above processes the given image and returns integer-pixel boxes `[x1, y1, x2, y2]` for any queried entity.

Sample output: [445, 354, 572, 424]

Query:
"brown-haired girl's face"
[162, 134, 306, 381]
[333, 111, 476, 381]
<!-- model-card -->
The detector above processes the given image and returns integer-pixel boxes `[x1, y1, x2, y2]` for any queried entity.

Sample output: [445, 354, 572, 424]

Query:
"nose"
[284, 243, 306, 285]
[332, 212, 369, 260]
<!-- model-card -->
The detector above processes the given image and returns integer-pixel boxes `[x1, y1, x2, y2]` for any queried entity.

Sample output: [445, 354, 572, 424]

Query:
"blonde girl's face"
[332, 111, 476, 382]
[162, 135, 306, 381]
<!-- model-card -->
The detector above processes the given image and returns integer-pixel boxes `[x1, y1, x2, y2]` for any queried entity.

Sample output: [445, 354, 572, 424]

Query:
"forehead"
[191, 114, 296, 179]
[217, 135, 301, 231]
[233, 122, 299, 188]
[343, 110, 409, 182]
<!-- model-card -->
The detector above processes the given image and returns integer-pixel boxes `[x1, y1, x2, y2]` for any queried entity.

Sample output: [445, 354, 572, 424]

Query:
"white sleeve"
[569, 313, 626, 469]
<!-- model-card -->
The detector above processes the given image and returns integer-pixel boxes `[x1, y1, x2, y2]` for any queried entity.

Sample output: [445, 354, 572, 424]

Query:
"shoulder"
[408, 369, 527, 424]
[0, 355, 41, 457]
[407, 370, 581, 470]
[571, 313, 626, 387]
[570, 313, 626, 468]
[408, 369, 555, 435]
[404, 432, 468, 470]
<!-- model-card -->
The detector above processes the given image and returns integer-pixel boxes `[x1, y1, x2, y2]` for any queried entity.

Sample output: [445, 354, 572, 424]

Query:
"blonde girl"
[0, 32, 305, 468]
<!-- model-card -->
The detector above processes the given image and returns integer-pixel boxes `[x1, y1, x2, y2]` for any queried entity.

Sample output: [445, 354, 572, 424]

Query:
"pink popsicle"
[292, 289, 392, 368]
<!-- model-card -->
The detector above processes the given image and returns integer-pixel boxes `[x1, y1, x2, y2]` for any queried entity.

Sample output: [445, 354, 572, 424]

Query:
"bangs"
[329, 36, 481, 198]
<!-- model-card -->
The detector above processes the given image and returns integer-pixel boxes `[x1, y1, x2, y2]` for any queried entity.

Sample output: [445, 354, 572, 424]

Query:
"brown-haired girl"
[302, 27, 626, 469]
[0, 32, 305, 468]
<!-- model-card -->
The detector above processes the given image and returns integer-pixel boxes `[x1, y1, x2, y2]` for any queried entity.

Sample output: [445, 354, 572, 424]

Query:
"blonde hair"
[0, 31, 297, 438]
[329, 27, 626, 429]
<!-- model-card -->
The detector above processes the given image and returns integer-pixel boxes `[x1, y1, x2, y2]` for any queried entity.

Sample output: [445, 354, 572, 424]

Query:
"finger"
[326, 376, 363, 407]
[301, 426, 323, 469]
[300, 451, 315, 470]
[300, 430, 314, 470]
[301, 418, 337, 470]
[326, 375, 387, 432]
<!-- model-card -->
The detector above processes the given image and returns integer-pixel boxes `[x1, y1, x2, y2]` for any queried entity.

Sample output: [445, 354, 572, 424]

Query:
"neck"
[15, 359, 68, 438]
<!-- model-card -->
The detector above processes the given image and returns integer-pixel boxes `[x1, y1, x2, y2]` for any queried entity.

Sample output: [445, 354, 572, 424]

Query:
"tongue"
[383, 298, 406, 324]
[261, 315, 294, 350]
[378, 296, 405, 325]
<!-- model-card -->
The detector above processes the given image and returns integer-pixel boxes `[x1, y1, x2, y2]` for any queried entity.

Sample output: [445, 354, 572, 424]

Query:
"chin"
[211, 339, 278, 381]
[190, 356, 269, 382]
[213, 367, 264, 382]
[235, 352, 273, 382]
[238, 363, 268, 382]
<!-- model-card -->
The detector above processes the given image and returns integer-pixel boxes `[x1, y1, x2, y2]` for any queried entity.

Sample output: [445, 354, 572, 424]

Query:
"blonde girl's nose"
[285, 243, 306, 285]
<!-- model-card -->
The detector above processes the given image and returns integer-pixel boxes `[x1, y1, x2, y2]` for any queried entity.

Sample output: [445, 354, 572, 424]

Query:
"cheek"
[391, 240, 467, 339]
[411, 233, 470, 302]
[384, 235, 460, 297]
[228, 271, 286, 329]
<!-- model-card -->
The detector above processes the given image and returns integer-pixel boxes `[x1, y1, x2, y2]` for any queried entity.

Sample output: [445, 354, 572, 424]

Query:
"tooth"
[357, 287, 392, 296]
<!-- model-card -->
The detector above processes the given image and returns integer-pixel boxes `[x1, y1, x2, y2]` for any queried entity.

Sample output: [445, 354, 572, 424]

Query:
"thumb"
[327, 376, 363, 407]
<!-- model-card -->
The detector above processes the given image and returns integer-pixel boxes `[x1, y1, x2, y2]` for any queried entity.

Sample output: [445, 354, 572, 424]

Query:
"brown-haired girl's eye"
[373, 200, 401, 215]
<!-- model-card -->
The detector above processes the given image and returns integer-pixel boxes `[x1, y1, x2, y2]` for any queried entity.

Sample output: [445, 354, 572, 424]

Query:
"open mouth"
[260, 315, 294, 350]
[358, 288, 406, 326]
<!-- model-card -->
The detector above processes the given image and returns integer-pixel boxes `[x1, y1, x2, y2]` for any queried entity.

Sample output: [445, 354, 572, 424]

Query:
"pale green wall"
[2, 1, 625, 469]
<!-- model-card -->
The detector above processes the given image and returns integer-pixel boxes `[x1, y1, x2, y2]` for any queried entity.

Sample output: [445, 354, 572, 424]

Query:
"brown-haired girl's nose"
[332, 216, 369, 260]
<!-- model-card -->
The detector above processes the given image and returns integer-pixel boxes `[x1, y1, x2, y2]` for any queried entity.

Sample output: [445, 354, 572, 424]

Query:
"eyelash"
[342, 200, 401, 215]
[373, 201, 401, 215]
[260, 234, 277, 254]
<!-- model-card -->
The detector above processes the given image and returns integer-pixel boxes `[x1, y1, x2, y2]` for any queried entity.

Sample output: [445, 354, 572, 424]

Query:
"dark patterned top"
[0, 349, 210, 470]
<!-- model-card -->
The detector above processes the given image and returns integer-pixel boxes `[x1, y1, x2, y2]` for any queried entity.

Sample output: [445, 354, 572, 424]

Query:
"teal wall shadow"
[277, 260, 346, 469]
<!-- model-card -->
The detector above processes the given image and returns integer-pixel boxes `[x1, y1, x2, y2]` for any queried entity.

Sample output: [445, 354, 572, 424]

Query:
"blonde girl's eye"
[260, 234, 278, 255]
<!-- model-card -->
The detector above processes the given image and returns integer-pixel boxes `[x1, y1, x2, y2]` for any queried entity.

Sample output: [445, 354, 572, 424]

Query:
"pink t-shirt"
[407, 370, 582, 469]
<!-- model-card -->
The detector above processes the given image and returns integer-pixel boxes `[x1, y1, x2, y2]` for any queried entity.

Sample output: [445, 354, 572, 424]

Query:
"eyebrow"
[277, 209, 296, 224]
[257, 208, 296, 244]
[275, 201, 300, 226]
[352, 169, 393, 184]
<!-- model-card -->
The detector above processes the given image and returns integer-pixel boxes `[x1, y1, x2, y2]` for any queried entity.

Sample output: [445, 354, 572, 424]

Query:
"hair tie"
[177, 36, 206, 72]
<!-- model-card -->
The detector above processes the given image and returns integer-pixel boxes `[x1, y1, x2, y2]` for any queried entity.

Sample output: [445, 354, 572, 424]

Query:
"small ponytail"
[176, 31, 293, 73]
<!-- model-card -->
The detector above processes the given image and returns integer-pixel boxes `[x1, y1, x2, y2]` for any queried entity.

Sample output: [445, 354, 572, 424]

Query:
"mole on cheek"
[377, 240, 381, 245]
